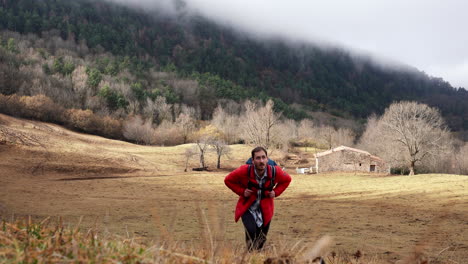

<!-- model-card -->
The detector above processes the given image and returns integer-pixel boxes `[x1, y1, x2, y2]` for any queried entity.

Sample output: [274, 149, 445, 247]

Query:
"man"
[224, 146, 292, 251]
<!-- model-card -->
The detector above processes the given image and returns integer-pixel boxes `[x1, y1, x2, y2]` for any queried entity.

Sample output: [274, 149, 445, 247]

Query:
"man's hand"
[268, 190, 275, 198]
[244, 189, 254, 198]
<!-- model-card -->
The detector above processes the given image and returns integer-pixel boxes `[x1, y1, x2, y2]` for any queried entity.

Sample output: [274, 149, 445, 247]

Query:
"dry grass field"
[1, 113, 467, 263]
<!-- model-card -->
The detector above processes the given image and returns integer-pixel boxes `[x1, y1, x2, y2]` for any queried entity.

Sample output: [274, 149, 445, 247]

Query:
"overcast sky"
[113, 0, 468, 89]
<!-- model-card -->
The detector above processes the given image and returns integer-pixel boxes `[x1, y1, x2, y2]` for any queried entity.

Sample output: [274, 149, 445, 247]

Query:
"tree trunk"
[199, 152, 205, 168]
[217, 155, 221, 169]
[409, 161, 415, 175]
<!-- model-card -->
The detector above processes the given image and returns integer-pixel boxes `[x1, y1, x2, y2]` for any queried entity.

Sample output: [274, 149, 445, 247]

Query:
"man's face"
[253, 150, 268, 172]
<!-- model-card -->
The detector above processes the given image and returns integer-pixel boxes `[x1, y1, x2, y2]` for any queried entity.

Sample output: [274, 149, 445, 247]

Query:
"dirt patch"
[56, 176, 131, 181]
[44, 163, 137, 175]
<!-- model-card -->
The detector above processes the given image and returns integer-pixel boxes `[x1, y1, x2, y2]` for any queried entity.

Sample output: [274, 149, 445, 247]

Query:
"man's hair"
[251, 146, 268, 159]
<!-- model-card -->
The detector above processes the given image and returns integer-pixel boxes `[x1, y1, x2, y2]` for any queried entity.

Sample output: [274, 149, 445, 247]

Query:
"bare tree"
[175, 112, 195, 144]
[122, 115, 154, 145]
[241, 99, 281, 150]
[335, 127, 355, 147]
[143, 97, 157, 122]
[184, 146, 197, 172]
[193, 125, 221, 169]
[317, 125, 335, 149]
[196, 140, 210, 169]
[71, 65, 88, 107]
[173, 104, 198, 121]
[454, 143, 468, 175]
[358, 115, 407, 171]
[314, 125, 355, 149]
[272, 119, 297, 151]
[154, 96, 172, 124]
[211, 104, 240, 144]
[211, 139, 231, 169]
[378, 101, 451, 175]
[298, 119, 315, 140]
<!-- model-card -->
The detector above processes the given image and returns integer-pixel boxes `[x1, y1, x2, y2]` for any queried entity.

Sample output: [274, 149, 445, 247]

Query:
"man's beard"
[255, 163, 265, 170]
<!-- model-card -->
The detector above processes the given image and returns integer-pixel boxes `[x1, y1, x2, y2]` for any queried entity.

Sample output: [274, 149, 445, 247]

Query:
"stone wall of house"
[316, 149, 389, 173]
[370, 158, 390, 173]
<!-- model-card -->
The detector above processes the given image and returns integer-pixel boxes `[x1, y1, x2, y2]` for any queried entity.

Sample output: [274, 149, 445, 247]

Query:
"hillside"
[1, 113, 467, 263]
[0, 0, 467, 133]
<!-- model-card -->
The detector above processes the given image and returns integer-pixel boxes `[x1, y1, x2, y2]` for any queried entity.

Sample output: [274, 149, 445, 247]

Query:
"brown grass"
[0, 216, 384, 263]
[0, 113, 467, 263]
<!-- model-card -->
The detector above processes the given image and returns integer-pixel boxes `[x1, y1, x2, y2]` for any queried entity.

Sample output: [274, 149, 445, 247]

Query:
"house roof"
[315, 145, 371, 158]
[370, 155, 384, 162]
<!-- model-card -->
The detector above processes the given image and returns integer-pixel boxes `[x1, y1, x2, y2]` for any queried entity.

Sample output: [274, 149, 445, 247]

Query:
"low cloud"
[105, 0, 468, 89]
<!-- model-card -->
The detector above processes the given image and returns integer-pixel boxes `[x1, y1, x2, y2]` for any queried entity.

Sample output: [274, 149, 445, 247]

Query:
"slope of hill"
[0, 0, 467, 132]
[1, 113, 467, 263]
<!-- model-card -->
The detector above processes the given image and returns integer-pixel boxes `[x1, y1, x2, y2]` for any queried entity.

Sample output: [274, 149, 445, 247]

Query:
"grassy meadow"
[0, 114, 467, 263]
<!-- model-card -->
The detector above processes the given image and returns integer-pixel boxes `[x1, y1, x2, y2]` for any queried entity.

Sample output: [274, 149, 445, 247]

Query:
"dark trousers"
[241, 210, 270, 251]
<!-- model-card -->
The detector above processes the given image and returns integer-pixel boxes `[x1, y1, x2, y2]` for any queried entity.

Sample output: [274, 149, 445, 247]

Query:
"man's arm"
[224, 166, 248, 197]
[270, 167, 291, 198]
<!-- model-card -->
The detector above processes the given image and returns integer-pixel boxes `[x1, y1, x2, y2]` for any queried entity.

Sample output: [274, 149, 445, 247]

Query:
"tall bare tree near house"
[315, 125, 355, 149]
[359, 115, 386, 152]
[358, 114, 407, 171]
[379, 101, 451, 175]
[297, 119, 317, 151]
[335, 127, 355, 147]
[317, 125, 335, 149]
[272, 119, 297, 151]
[454, 143, 468, 175]
[241, 99, 281, 150]
[298, 119, 314, 140]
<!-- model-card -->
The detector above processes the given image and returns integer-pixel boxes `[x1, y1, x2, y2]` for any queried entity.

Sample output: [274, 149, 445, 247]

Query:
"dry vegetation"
[0, 114, 467, 263]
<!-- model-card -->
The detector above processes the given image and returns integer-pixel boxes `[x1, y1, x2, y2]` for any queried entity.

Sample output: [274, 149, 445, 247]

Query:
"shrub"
[390, 167, 411, 175]
[63, 61, 75, 76]
[19, 94, 64, 122]
[0, 94, 122, 139]
[98, 85, 128, 110]
[86, 68, 102, 89]
[154, 120, 184, 146]
[0, 49, 22, 95]
[0, 94, 22, 116]
[131, 82, 146, 101]
[123, 115, 154, 144]
[65, 109, 98, 133]
[6, 38, 18, 53]
[42, 63, 51, 75]
[99, 115, 123, 139]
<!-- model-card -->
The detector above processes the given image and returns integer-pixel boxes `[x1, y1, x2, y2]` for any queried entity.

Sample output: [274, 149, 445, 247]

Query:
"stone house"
[314, 146, 389, 173]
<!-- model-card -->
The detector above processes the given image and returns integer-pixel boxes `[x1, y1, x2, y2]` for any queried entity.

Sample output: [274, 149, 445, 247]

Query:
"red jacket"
[224, 164, 292, 225]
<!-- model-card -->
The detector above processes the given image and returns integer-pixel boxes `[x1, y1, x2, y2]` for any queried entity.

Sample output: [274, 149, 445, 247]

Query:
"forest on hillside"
[0, 0, 467, 132]
[1, 0, 468, 174]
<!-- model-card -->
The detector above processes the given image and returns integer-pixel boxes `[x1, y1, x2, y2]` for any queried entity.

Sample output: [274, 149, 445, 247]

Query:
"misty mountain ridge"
[0, 0, 467, 133]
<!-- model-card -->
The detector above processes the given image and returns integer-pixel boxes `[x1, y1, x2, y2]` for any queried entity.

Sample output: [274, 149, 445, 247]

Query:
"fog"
[107, 0, 468, 89]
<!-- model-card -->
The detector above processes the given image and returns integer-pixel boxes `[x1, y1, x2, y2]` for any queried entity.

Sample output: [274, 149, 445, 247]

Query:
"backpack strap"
[247, 164, 277, 193]
[268, 165, 276, 191]
[247, 164, 254, 189]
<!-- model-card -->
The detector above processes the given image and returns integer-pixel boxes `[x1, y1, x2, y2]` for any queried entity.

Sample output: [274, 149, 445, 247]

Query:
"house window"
[370, 165, 376, 172]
